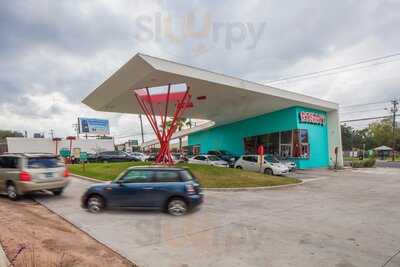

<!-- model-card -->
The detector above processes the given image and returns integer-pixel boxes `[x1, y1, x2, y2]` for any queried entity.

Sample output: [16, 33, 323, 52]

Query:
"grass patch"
[68, 162, 301, 188]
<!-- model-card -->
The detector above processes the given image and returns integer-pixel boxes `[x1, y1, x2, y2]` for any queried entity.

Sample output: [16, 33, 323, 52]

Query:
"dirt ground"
[0, 196, 136, 267]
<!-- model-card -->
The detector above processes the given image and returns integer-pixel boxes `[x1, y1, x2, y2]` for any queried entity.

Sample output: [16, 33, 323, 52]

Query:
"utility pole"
[139, 114, 144, 144]
[351, 129, 354, 158]
[390, 99, 399, 161]
[49, 129, 54, 139]
[72, 124, 79, 139]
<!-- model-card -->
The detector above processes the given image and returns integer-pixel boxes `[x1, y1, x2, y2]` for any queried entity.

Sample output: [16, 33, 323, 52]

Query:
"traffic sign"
[80, 152, 88, 162]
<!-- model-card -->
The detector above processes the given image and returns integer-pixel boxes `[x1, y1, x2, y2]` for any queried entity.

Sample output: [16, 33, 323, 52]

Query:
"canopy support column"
[134, 85, 192, 165]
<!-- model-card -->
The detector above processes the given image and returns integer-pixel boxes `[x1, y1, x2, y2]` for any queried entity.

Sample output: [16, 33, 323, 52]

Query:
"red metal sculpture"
[134, 84, 192, 164]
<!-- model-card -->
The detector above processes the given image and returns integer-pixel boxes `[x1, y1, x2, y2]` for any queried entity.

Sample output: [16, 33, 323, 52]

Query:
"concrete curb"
[203, 181, 304, 191]
[0, 242, 10, 267]
[71, 174, 108, 183]
[70, 174, 306, 192]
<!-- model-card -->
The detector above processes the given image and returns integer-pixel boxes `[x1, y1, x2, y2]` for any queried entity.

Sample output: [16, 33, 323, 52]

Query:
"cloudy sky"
[1, 0, 399, 142]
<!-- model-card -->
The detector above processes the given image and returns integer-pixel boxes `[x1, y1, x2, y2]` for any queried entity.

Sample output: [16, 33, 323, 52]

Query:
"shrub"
[351, 158, 376, 168]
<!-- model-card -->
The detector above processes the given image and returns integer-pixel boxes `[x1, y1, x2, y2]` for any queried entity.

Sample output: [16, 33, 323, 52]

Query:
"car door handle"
[143, 187, 153, 190]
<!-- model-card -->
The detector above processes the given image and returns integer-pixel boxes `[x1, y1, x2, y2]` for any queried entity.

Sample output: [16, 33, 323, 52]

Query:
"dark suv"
[81, 167, 203, 216]
[96, 151, 140, 163]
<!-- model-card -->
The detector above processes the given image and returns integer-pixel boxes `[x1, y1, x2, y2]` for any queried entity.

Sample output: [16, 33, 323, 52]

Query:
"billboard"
[78, 118, 110, 135]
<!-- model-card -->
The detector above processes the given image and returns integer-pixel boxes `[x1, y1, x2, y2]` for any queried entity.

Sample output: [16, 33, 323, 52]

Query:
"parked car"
[128, 152, 149, 161]
[207, 150, 237, 167]
[96, 151, 140, 163]
[269, 155, 296, 172]
[172, 153, 188, 163]
[234, 155, 289, 175]
[81, 166, 203, 216]
[85, 153, 98, 163]
[0, 153, 70, 200]
[188, 155, 229, 167]
[145, 153, 157, 162]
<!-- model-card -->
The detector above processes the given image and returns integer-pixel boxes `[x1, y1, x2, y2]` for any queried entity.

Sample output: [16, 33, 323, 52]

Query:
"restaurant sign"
[299, 112, 325, 125]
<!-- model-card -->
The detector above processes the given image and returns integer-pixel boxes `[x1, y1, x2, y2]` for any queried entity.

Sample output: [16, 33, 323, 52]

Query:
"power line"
[339, 107, 387, 115]
[340, 100, 390, 109]
[340, 115, 399, 123]
[268, 58, 400, 85]
[266, 52, 400, 84]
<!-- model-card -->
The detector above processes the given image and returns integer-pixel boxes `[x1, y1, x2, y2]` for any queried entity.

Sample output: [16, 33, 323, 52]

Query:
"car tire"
[264, 168, 273, 175]
[6, 183, 19, 201]
[236, 166, 243, 169]
[167, 198, 188, 216]
[51, 188, 64, 196]
[87, 195, 104, 213]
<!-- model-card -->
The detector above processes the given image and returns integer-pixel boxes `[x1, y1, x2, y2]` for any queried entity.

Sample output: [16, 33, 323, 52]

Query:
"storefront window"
[280, 131, 292, 144]
[244, 136, 257, 154]
[300, 129, 308, 143]
[280, 144, 292, 158]
[292, 130, 301, 157]
[188, 145, 200, 156]
[259, 133, 279, 155]
[293, 129, 309, 158]
[280, 131, 292, 158]
[301, 144, 310, 158]
[243, 129, 309, 159]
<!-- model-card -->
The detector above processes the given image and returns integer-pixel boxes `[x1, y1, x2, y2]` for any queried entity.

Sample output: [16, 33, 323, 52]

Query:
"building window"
[299, 129, 308, 143]
[188, 145, 200, 156]
[293, 129, 309, 158]
[243, 129, 309, 159]
[244, 136, 257, 154]
[280, 131, 292, 159]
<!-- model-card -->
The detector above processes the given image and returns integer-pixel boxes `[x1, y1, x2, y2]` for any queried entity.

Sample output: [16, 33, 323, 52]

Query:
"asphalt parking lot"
[34, 168, 400, 267]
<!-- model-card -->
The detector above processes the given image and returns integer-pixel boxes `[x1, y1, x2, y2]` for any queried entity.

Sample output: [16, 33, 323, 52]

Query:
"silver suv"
[0, 153, 70, 200]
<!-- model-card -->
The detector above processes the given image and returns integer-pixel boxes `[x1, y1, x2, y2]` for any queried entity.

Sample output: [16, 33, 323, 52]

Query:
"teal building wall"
[188, 106, 329, 169]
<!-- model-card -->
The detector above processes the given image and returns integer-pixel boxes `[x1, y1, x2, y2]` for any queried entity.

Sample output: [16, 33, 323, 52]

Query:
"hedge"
[351, 158, 376, 168]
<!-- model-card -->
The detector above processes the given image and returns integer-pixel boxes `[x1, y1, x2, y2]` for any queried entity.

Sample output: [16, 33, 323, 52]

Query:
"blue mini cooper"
[81, 166, 203, 216]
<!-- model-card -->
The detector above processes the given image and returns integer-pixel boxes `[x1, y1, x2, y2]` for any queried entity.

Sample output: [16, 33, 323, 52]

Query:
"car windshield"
[264, 156, 280, 163]
[207, 155, 221, 161]
[27, 157, 62, 168]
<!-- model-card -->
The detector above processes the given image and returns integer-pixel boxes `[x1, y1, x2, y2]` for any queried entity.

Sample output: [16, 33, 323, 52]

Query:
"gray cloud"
[0, 0, 399, 136]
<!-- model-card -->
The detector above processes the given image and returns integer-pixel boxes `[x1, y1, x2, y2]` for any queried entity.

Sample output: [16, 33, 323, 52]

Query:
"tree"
[367, 118, 400, 150]
[341, 124, 369, 150]
[341, 124, 354, 151]
[341, 118, 400, 152]
[0, 130, 24, 140]
[165, 118, 192, 152]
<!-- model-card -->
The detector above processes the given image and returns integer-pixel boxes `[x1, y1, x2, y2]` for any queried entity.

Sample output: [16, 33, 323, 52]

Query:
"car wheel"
[7, 183, 19, 201]
[167, 198, 188, 216]
[51, 188, 64, 196]
[264, 168, 273, 175]
[87, 195, 104, 213]
[236, 166, 243, 169]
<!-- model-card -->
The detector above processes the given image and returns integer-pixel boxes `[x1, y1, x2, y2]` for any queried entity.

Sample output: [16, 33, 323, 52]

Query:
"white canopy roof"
[373, 145, 393, 151]
[83, 53, 338, 126]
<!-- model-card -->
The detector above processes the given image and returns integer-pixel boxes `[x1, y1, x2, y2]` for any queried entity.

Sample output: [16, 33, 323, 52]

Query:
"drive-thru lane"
[34, 168, 400, 267]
